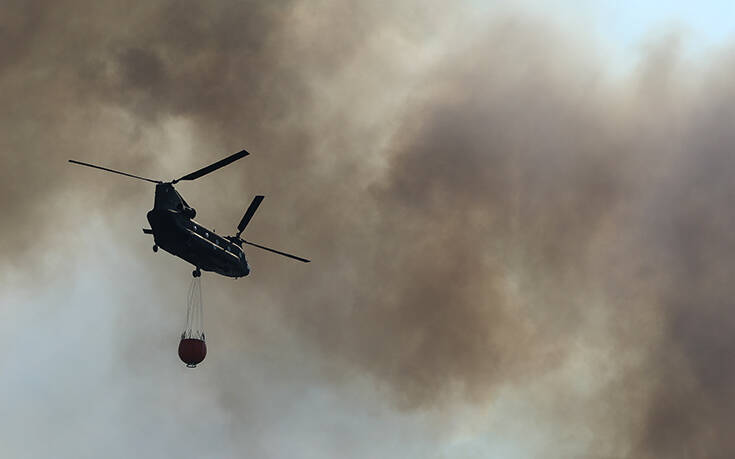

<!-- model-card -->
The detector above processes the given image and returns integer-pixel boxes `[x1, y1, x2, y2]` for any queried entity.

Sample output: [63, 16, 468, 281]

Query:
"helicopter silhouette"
[68, 150, 309, 278]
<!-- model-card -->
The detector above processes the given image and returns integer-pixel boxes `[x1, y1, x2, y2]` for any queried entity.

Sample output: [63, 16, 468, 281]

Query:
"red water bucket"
[178, 338, 207, 368]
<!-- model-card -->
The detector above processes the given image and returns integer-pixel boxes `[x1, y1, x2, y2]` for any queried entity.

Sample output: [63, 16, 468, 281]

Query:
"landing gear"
[192, 268, 201, 278]
[152, 245, 158, 252]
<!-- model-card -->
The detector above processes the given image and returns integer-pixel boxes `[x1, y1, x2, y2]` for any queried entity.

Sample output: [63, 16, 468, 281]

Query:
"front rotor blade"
[237, 195, 264, 236]
[175, 149, 249, 182]
[68, 160, 161, 183]
[242, 239, 311, 263]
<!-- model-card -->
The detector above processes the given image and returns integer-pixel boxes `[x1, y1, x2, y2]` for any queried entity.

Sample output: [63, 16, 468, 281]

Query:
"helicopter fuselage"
[146, 183, 250, 278]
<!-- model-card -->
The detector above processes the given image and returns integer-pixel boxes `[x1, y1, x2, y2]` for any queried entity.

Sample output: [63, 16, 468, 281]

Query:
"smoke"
[4, 0, 735, 456]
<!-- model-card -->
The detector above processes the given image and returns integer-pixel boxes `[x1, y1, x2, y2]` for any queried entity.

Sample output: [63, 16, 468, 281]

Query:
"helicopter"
[68, 150, 310, 278]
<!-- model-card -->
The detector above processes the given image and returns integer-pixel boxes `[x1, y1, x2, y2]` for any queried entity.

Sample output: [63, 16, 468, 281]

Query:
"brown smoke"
[4, 1, 735, 456]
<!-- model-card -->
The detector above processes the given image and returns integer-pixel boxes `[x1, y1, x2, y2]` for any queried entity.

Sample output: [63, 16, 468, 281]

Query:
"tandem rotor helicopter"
[68, 150, 310, 278]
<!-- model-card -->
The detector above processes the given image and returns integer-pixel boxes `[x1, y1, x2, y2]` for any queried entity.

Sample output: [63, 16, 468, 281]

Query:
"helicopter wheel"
[152, 245, 158, 253]
[193, 268, 201, 278]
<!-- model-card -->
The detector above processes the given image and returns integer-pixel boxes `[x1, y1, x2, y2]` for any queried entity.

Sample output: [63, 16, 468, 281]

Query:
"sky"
[485, 0, 735, 73]
[516, 0, 735, 44]
[3, 1, 735, 458]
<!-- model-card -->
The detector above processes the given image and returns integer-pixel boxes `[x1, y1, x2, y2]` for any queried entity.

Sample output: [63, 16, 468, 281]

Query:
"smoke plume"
[3, 1, 735, 457]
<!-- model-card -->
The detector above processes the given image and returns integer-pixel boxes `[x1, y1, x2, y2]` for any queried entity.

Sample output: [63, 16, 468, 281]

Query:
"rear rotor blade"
[68, 160, 161, 184]
[174, 149, 249, 183]
[242, 239, 310, 263]
[236, 195, 264, 237]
